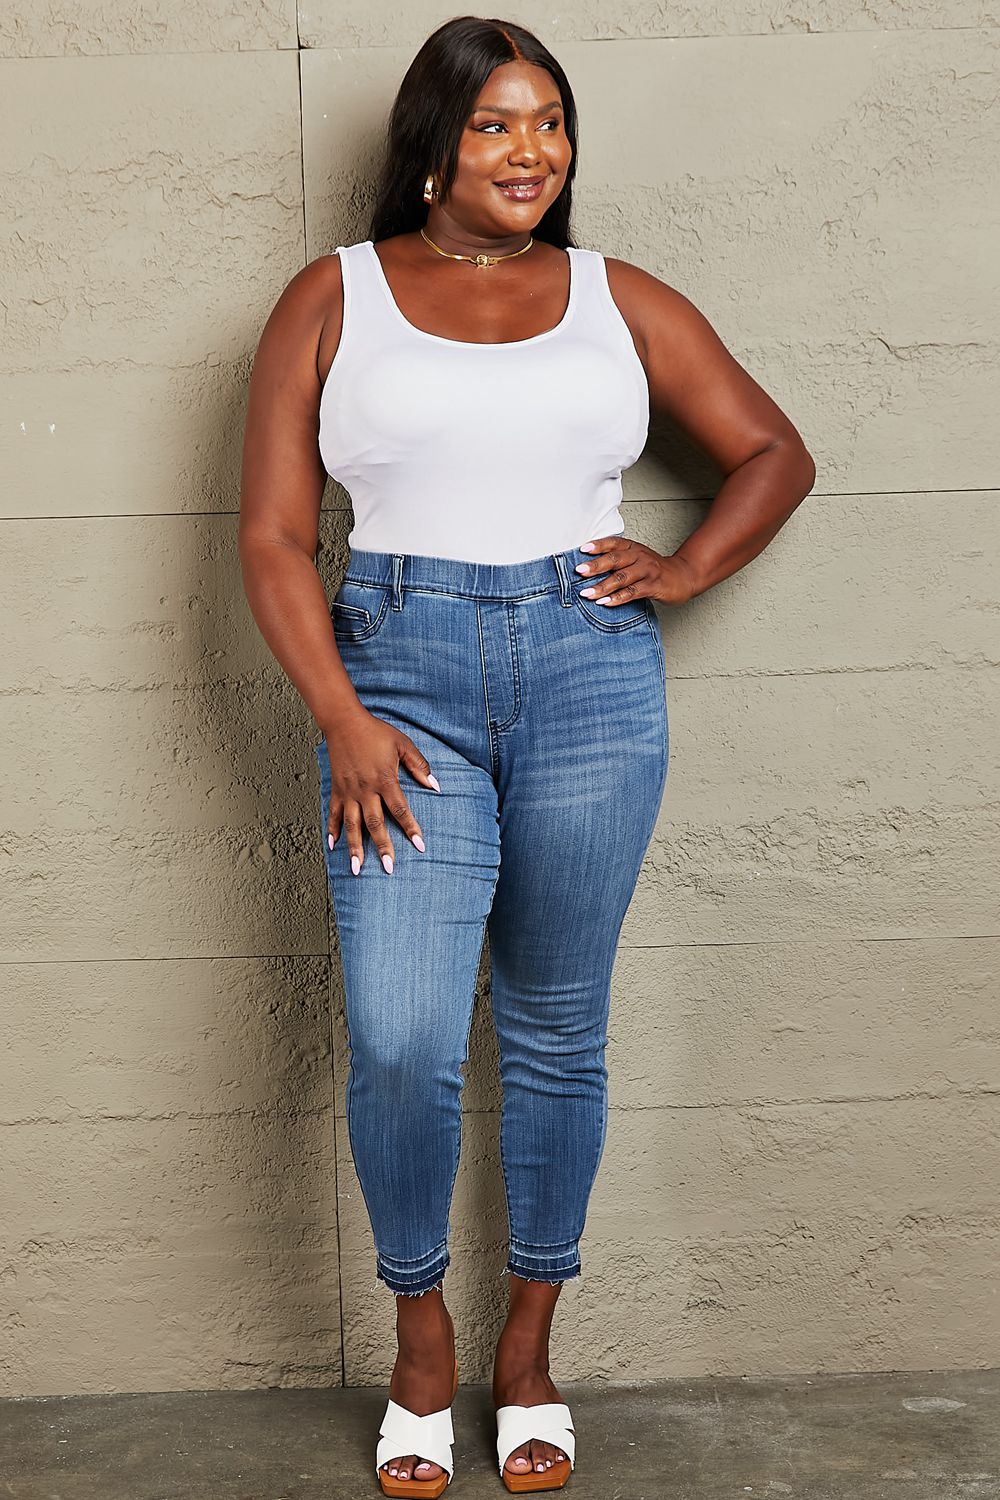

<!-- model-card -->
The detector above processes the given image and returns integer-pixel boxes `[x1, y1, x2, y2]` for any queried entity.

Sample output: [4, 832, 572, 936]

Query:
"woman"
[239, 15, 815, 1497]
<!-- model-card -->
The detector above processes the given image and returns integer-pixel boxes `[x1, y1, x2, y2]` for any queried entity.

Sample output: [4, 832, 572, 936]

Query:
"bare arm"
[582, 261, 816, 606]
[238, 255, 363, 731]
[238, 254, 436, 874]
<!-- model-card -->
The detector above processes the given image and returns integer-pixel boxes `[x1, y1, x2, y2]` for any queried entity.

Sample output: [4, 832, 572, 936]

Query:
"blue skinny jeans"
[315, 545, 669, 1296]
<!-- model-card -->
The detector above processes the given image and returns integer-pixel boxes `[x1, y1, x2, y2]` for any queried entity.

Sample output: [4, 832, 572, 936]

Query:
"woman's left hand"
[575, 535, 699, 608]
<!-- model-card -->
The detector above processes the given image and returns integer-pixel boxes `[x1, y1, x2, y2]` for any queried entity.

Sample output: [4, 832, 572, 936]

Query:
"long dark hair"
[366, 16, 579, 249]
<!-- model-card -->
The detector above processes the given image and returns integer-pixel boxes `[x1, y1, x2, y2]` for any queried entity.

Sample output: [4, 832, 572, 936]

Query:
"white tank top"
[318, 239, 649, 565]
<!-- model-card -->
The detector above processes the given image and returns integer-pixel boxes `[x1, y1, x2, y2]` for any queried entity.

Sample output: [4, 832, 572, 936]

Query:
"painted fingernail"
[574, 562, 589, 573]
[413, 835, 426, 852]
[427, 774, 441, 792]
[327, 833, 335, 849]
[580, 542, 596, 552]
[581, 587, 596, 596]
[382, 854, 394, 874]
[351, 855, 360, 875]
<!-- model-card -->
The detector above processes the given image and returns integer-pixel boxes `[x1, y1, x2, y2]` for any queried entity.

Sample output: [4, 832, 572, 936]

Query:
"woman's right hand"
[322, 704, 440, 875]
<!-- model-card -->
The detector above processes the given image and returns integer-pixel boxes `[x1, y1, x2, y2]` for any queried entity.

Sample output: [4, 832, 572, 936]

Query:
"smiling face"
[428, 60, 573, 242]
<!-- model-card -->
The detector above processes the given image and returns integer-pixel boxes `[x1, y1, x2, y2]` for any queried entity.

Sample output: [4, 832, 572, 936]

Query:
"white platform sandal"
[496, 1401, 575, 1492]
[376, 1353, 458, 1497]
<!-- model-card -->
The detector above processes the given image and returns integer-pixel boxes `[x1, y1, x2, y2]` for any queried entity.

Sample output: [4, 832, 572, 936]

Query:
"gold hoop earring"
[423, 173, 438, 204]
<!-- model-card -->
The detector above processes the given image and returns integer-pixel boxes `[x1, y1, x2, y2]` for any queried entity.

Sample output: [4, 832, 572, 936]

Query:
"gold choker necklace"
[419, 226, 534, 268]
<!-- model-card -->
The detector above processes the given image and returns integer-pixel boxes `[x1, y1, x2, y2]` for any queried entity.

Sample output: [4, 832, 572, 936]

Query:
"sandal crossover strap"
[496, 1402, 576, 1475]
[376, 1397, 456, 1480]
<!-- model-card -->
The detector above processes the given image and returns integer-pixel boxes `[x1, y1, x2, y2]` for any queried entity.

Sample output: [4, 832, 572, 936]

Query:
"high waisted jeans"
[315, 545, 669, 1296]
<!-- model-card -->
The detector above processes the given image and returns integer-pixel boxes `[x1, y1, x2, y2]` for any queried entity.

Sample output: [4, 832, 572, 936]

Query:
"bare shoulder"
[260, 252, 342, 338]
[601, 254, 711, 368]
[252, 252, 344, 387]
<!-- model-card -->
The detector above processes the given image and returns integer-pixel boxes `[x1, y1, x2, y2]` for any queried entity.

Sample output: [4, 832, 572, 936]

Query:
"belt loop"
[552, 552, 573, 607]
[391, 554, 404, 610]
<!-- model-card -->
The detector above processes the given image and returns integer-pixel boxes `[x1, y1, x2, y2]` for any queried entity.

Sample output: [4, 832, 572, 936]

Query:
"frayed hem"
[500, 1266, 582, 1286]
[376, 1274, 446, 1298]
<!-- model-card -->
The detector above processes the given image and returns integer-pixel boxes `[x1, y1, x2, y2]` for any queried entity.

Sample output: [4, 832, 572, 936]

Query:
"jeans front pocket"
[330, 581, 391, 643]
[573, 580, 653, 634]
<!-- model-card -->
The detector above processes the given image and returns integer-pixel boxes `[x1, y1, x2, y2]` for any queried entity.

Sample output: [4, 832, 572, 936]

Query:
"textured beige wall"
[2, 3, 997, 1399]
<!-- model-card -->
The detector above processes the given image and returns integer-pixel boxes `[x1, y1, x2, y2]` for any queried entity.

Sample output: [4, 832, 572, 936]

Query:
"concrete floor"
[2, 1368, 999, 1500]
